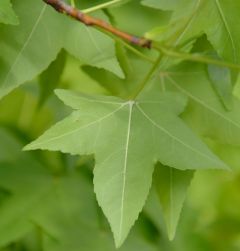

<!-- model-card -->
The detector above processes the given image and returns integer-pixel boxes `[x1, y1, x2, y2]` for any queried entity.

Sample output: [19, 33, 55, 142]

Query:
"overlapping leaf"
[161, 62, 240, 145]
[208, 63, 233, 111]
[33, 170, 159, 251]
[142, 0, 240, 63]
[141, 0, 179, 11]
[0, 0, 18, 25]
[0, 129, 52, 246]
[153, 163, 194, 240]
[38, 50, 66, 107]
[0, 0, 123, 99]
[0, 128, 158, 251]
[25, 90, 227, 247]
[76, 0, 132, 9]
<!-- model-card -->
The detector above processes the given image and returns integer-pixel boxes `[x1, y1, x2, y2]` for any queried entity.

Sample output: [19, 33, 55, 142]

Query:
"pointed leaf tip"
[26, 90, 230, 245]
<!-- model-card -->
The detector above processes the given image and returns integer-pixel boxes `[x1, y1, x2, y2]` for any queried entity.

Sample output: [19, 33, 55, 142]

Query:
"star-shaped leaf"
[143, 0, 240, 63]
[0, 128, 158, 251]
[0, 0, 123, 99]
[32, 168, 159, 251]
[162, 62, 240, 146]
[153, 163, 194, 240]
[25, 89, 228, 247]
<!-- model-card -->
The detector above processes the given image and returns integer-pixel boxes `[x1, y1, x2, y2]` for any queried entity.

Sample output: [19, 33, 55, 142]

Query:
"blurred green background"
[1, 1, 240, 250]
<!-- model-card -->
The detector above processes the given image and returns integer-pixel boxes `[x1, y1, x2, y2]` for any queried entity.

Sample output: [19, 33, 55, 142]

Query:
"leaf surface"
[162, 62, 240, 145]
[0, 0, 123, 99]
[0, 128, 157, 250]
[38, 50, 66, 107]
[25, 90, 227, 247]
[33, 169, 158, 251]
[0, 0, 18, 25]
[0, 129, 52, 246]
[141, 0, 179, 10]
[143, 0, 240, 63]
[207, 63, 233, 111]
[154, 163, 194, 240]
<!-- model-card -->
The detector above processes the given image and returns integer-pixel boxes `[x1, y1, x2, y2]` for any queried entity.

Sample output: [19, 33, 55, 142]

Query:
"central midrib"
[118, 101, 134, 241]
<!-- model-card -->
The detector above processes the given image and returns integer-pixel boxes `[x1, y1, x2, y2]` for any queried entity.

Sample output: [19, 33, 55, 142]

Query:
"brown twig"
[43, 0, 240, 72]
[43, 0, 152, 49]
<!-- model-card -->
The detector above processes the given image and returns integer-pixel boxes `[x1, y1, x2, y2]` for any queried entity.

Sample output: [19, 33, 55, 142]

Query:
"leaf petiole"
[95, 27, 155, 64]
[82, 0, 123, 13]
[130, 54, 163, 99]
[154, 43, 240, 70]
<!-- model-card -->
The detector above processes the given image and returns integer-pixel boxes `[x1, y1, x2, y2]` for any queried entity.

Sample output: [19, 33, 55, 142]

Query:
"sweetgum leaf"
[0, 128, 157, 251]
[141, 0, 179, 11]
[143, 0, 240, 63]
[82, 54, 152, 98]
[38, 50, 66, 107]
[0, 0, 123, 100]
[0, 0, 18, 25]
[0, 129, 52, 246]
[24, 90, 228, 247]
[33, 169, 158, 251]
[109, 0, 170, 36]
[162, 62, 240, 145]
[208, 63, 233, 111]
[154, 163, 194, 240]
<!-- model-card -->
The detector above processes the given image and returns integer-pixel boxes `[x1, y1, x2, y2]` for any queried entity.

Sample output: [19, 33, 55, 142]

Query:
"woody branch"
[42, 0, 240, 71]
[42, 0, 152, 49]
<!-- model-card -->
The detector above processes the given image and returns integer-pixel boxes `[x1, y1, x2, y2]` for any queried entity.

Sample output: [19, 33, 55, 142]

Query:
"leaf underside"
[25, 90, 227, 247]
[0, 0, 123, 100]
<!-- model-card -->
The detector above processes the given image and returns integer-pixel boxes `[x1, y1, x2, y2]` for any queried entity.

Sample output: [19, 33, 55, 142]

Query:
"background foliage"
[1, 0, 240, 250]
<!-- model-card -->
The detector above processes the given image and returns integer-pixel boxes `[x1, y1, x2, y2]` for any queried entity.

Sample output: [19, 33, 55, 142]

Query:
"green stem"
[154, 43, 240, 70]
[82, 0, 122, 13]
[176, 34, 200, 50]
[130, 54, 163, 99]
[113, 37, 155, 64]
[97, 27, 155, 64]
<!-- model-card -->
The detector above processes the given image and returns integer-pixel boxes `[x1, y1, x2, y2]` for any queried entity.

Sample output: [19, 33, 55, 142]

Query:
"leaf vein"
[136, 104, 220, 165]
[119, 101, 134, 240]
[2, 5, 47, 88]
[214, 0, 237, 62]
[167, 75, 240, 129]
[28, 103, 126, 148]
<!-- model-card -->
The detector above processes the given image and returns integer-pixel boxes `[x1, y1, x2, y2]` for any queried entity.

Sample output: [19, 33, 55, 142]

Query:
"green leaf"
[63, 10, 124, 78]
[143, 188, 166, 235]
[0, 0, 62, 99]
[38, 50, 66, 107]
[0, 129, 52, 246]
[82, 54, 153, 98]
[109, 0, 170, 36]
[0, 0, 123, 100]
[207, 63, 233, 111]
[207, 139, 240, 171]
[141, 0, 179, 11]
[154, 163, 194, 240]
[162, 62, 240, 146]
[0, 0, 18, 25]
[204, 0, 240, 62]
[145, 0, 240, 63]
[0, 128, 157, 250]
[24, 90, 227, 247]
[33, 170, 158, 251]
